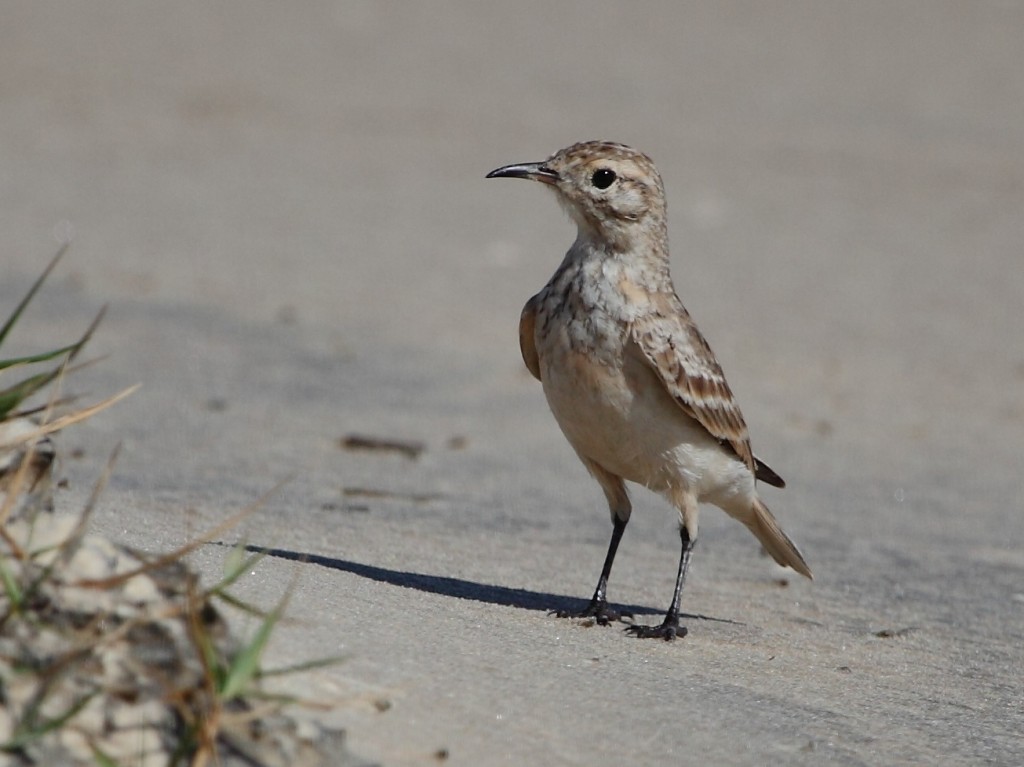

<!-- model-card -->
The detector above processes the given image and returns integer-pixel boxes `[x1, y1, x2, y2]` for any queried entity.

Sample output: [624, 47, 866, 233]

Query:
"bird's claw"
[624, 619, 687, 641]
[554, 600, 627, 626]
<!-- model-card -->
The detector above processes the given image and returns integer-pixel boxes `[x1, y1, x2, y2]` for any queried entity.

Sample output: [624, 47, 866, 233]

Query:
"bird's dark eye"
[591, 168, 617, 190]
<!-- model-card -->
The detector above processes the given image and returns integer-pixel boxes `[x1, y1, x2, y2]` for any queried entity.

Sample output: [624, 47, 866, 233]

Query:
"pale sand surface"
[3, 3, 1023, 764]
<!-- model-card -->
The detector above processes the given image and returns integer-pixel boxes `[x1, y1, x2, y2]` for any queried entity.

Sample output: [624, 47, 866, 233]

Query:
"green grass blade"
[0, 306, 106, 419]
[4, 691, 96, 751]
[89, 744, 120, 767]
[210, 590, 269, 619]
[0, 245, 67, 347]
[219, 601, 284, 701]
[192, 614, 227, 692]
[260, 654, 347, 678]
[0, 369, 60, 420]
[0, 343, 81, 371]
[63, 305, 106, 366]
[0, 558, 23, 610]
[209, 548, 266, 597]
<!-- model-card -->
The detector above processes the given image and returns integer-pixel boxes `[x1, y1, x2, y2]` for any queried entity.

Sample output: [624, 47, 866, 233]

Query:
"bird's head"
[487, 141, 667, 252]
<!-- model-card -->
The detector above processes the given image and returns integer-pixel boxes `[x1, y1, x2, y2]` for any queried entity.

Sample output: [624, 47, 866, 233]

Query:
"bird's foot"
[624, 616, 687, 641]
[554, 599, 626, 626]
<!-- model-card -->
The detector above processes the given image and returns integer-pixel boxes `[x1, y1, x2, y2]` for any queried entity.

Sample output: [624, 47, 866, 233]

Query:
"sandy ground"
[3, 2, 1023, 765]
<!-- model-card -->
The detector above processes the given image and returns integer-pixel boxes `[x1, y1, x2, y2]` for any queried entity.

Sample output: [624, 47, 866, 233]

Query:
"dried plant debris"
[0, 252, 376, 766]
[0, 418, 56, 520]
[338, 434, 425, 460]
[874, 627, 917, 639]
[0, 484, 375, 766]
[445, 436, 468, 451]
[342, 486, 442, 504]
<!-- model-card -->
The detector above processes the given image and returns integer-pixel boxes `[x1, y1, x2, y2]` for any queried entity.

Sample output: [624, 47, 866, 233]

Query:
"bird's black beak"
[486, 161, 560, 186]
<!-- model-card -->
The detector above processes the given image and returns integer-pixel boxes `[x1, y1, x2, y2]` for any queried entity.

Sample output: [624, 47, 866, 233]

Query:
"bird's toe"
[554, 600, 628, 626]
[624, 619, 687, 641]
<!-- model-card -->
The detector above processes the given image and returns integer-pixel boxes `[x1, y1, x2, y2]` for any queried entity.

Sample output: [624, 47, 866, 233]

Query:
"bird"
[486, 141, 811, 640]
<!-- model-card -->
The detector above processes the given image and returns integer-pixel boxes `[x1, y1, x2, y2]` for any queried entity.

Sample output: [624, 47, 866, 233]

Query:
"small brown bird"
[487, 141, 811, 640]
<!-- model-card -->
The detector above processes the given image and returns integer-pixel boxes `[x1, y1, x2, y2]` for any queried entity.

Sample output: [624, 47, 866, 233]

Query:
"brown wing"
[629, 295, 758, 477]
[519, 293, 542, 381]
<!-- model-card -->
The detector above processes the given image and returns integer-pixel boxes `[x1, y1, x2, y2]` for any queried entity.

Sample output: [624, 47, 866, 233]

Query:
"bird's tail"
[747, 498, 813, 579]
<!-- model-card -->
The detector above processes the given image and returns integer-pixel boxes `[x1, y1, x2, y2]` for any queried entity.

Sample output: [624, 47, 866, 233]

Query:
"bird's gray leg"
[626, 525, 693, 640]
[557, 515, 628, 624]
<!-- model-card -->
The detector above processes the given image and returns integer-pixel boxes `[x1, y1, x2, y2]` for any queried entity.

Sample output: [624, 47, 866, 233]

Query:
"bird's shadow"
[224, 543, 740, 626]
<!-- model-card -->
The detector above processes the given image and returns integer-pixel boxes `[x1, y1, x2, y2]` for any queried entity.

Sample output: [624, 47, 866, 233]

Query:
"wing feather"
[519, 294, 542, 381]
[629, 295, 758, 477]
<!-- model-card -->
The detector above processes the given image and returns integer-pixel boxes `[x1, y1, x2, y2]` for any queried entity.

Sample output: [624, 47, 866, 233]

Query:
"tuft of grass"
[0, 246, 106, 422]
[0, 251, 364, 766]
[0, 504, 357, 767]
